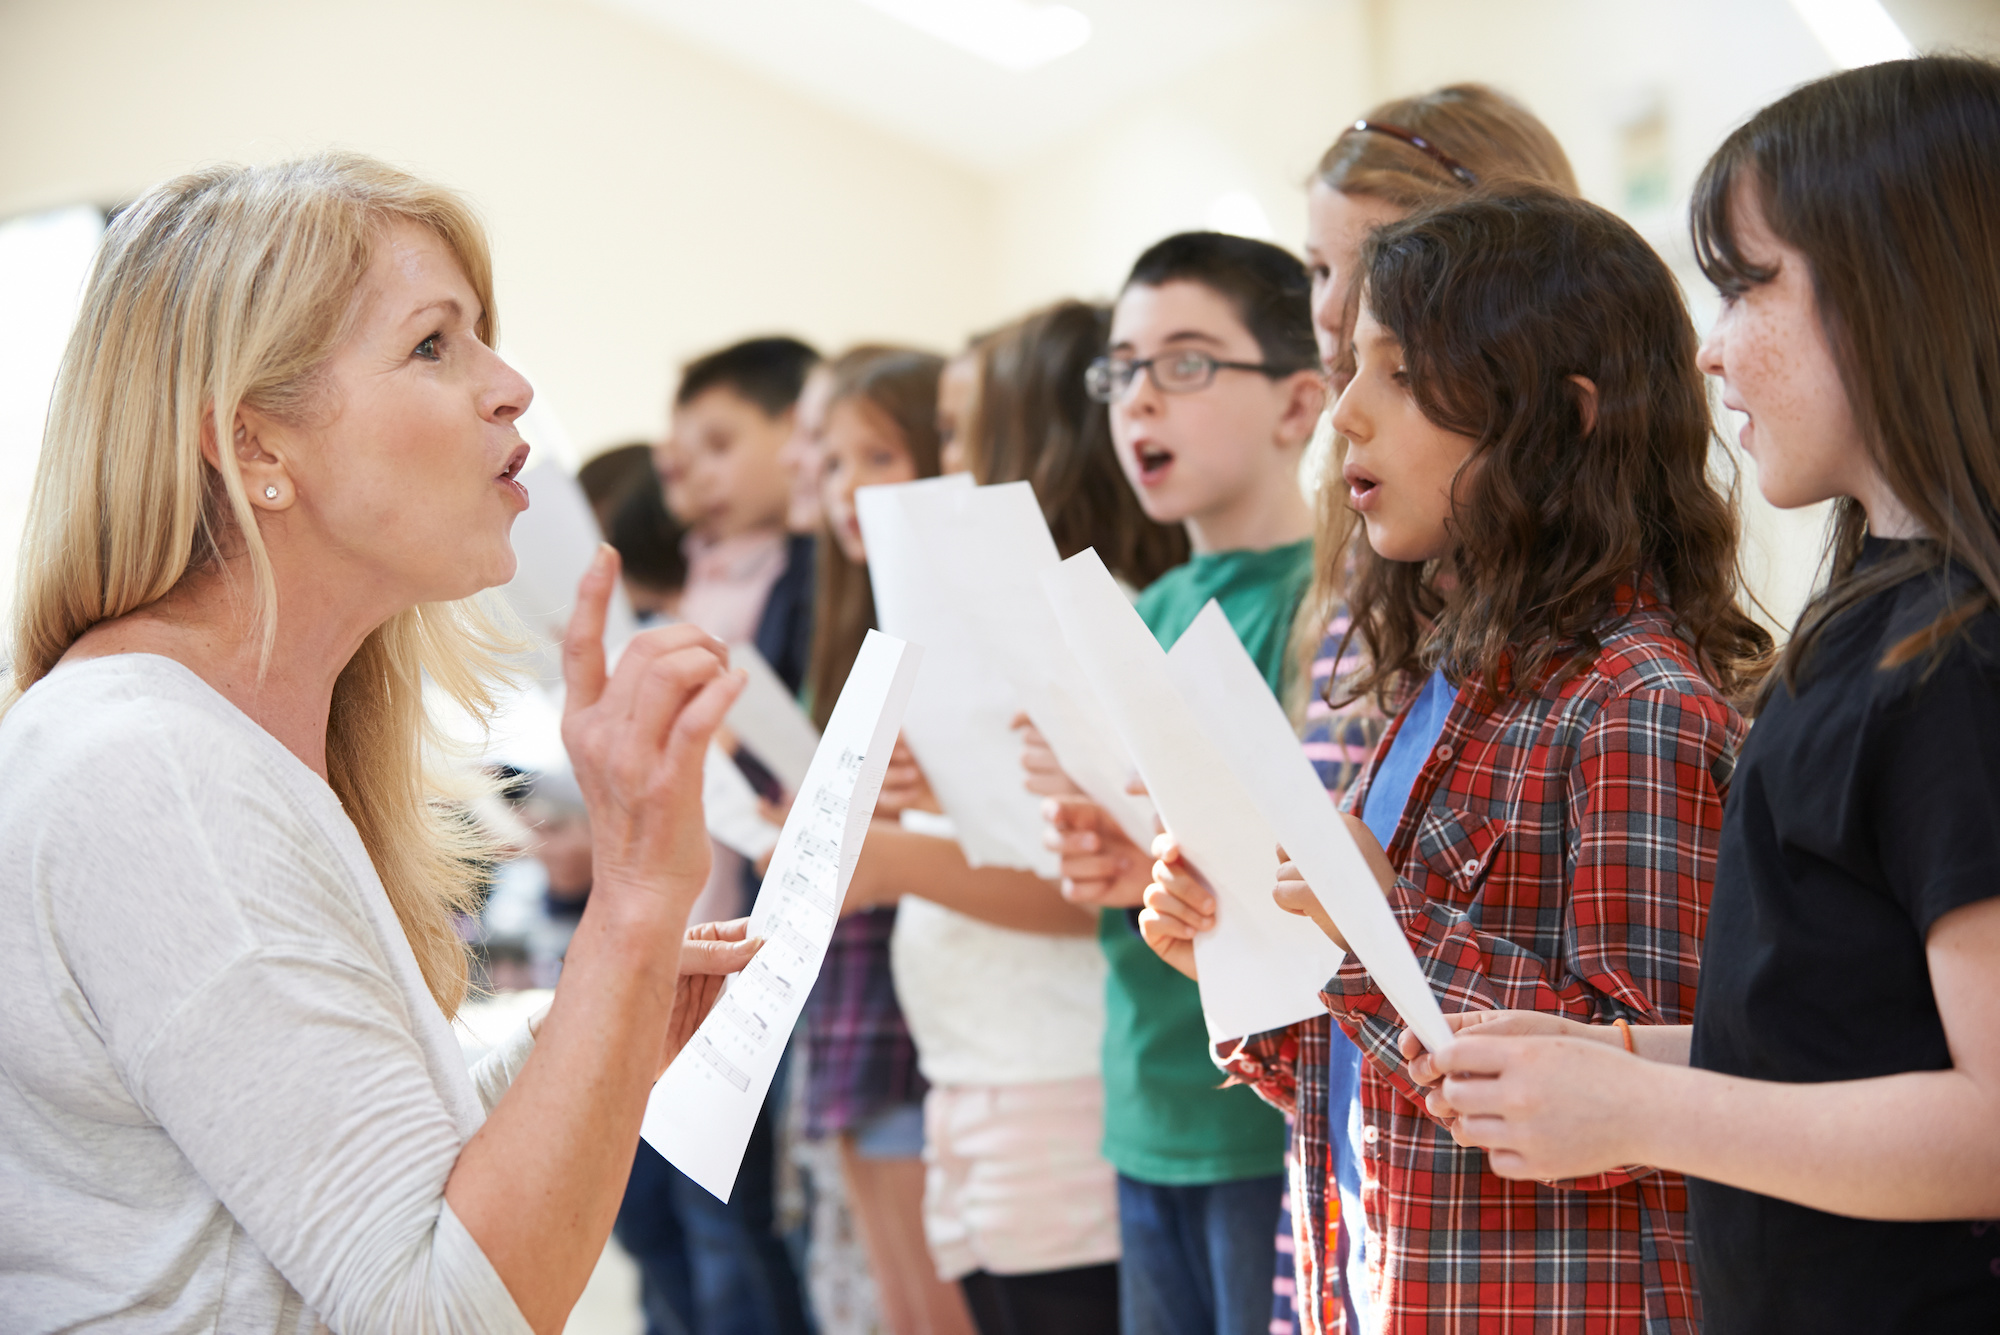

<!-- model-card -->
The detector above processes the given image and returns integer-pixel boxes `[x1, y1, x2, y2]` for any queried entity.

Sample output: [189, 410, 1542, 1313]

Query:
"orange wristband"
[1612, 1018, 1635, 1054]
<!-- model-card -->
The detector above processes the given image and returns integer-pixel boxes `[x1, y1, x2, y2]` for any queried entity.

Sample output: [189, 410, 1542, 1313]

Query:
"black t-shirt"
[1691, 538, 2000, 1333]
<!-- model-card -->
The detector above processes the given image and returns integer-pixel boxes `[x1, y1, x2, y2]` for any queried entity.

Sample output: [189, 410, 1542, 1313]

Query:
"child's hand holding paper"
[1138, 835, 1215, 979]
[1042, 793, 1151, 908]
[1272, 845, 1348, 951]
[1013, 713, 1085, 799]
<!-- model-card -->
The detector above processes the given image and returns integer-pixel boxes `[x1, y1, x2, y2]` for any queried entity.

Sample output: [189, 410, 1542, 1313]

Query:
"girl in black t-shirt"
[1397, 55, 2000, 1334]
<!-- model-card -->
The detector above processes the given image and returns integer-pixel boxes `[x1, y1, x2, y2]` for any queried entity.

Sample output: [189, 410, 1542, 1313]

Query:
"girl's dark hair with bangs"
[1339, 186, 1773, 708]
[1691, 55, 2000, 689]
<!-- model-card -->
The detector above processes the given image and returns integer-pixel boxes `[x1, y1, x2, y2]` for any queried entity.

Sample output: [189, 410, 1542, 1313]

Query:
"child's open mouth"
[1344, 462, 1380, 511]
[1135, 443, 1175, 487]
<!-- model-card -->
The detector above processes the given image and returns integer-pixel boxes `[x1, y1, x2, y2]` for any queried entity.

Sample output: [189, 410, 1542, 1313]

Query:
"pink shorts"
[920, 1076, 1122, 1281]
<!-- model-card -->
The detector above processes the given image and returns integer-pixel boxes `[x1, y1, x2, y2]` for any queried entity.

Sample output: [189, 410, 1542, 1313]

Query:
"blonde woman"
[0, 154, 757, 1334]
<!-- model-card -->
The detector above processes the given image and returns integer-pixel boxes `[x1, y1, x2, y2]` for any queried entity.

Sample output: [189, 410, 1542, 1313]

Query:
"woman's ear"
[1275, 369, 1330, 450]
[1567, 375, 1600, 437]
[201, 403, 298, 510]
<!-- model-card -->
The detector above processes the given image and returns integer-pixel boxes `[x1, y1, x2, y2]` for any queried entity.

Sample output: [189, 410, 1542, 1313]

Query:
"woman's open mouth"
[496, 443, 531, 508]
[1134, 442, 1175, 487]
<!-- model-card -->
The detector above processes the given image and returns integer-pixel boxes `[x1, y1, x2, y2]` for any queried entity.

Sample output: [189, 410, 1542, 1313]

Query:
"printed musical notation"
[642, 632, 923, 1203]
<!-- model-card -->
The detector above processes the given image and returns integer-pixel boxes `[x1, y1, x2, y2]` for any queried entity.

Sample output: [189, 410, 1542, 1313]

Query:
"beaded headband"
[1350, 119, 1479, 187]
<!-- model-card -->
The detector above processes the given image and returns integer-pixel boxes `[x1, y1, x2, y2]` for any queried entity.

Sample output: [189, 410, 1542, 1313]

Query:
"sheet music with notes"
[642, 630, 922, 1201]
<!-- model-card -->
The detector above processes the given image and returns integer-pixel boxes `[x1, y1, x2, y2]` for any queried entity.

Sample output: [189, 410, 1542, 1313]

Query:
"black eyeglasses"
[1084, 350, 1304, 403]
[1351, 119, 1479, 187]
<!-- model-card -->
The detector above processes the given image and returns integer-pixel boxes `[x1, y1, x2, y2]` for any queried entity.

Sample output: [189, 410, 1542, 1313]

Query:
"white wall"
[10, 0, 1985, 635]
[991, 3, 1371, 312]
[0, 0, 998, 460]
[993, 0, 1858, 630]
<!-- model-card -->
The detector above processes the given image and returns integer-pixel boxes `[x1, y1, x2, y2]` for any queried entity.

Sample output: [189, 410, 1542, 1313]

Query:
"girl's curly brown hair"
[1338, 186, 1774, 709]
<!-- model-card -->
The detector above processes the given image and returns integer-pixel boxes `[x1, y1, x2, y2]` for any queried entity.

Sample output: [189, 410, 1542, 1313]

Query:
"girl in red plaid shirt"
[1145, 186, 1772, 1332]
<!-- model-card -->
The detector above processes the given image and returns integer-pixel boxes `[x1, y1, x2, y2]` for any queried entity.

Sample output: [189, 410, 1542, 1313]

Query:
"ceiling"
[587, 0, 1325, 174]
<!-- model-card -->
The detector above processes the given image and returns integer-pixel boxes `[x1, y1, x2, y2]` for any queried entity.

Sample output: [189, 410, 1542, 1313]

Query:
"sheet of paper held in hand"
[1166, 601, 1455, 1054]
[701, 743, 780, 863]
[725, 643, 820, 796]
[923, 482, 1157, 849]
[643, 630, 923, 1201]
[1042, 550, 1344, 1041]
[855, 476, 1055, 875]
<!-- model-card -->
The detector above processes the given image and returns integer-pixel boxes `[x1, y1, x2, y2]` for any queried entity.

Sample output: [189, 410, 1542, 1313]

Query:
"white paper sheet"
[725, 644, 820, 796]
[701, 743, 781, 863]
[497, 458, 638, 685]
[643, 630, 923, 1201]
[856, 477, 1055, 876]
[924, 483, 1157, 849]
[1042, 551, 1346, 1041]
[1166, 602, 1454, 1054]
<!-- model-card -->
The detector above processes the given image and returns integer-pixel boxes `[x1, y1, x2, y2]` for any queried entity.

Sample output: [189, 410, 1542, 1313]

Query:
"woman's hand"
[659, 918, 763, 1076]
[1432, 1033, 1651, 1180]
[875, 736, 940, 817]
[1138, 834, 1212, 979]
[1042, 794, 1148, 907]
[561, 546, 744, 915]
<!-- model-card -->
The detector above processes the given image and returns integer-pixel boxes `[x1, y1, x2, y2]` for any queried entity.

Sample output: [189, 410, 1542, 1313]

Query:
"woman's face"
[1305, 180, 1408, 393]
[1332, 300, 1477, 564]
[249, 221, 533, 606]
[1695, 182, 1882, 520]
[820, 397, 918, 564]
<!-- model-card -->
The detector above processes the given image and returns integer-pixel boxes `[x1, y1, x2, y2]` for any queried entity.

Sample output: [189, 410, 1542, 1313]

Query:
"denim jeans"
[1116, 1172, 1286, 1335]
[614, 1053, 812, 1335]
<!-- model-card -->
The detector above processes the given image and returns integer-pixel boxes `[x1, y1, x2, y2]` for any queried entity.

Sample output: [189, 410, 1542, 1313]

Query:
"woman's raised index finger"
[562, 545, 617, 711]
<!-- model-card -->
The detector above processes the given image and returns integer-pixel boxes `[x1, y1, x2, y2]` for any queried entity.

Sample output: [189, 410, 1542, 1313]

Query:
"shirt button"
[1362, 1125, 1379, 1144]
[1434, 743, 1453, 762]
[1464, 859, 1480, 876]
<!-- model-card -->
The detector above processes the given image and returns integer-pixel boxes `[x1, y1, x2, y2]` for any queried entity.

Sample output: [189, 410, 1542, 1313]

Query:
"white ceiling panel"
[586, 0, 1325, 173]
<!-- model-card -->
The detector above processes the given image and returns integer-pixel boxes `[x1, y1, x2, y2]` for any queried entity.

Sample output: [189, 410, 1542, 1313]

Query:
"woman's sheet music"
[642, 630, 922, 1201]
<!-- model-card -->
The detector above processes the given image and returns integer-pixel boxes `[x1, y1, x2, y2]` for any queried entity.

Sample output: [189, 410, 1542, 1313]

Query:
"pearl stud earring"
[264, 486, 279, 500]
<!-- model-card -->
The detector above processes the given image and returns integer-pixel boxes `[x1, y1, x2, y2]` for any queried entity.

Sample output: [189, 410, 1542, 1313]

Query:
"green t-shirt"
[1099, 538, 1313, 1184]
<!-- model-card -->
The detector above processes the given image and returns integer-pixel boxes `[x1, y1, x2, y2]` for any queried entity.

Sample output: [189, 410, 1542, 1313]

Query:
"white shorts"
[920, 1075, 1122, 1281]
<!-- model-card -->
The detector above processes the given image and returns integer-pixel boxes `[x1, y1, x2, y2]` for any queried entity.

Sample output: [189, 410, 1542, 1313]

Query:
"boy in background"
[619, 335, 820, 1335]
[1035, 233, 1326, 1335]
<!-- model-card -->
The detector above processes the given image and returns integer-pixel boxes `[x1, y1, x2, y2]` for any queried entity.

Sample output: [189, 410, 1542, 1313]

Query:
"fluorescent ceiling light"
[1786, 0, 1913, 69]
[854, 0, 1092, 72]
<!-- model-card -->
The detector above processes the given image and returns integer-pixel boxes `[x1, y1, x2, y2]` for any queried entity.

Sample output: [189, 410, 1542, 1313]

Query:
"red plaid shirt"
[1226, 587, 1742, 1334]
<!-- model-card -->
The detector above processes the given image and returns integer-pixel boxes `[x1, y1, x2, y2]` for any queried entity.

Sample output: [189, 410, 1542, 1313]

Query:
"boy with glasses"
[1036, 232, 1326, 1335]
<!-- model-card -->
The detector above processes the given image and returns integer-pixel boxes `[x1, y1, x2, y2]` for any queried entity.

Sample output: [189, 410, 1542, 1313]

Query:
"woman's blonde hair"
[5, 152, 513, 1016]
